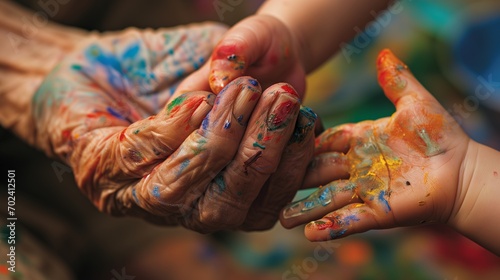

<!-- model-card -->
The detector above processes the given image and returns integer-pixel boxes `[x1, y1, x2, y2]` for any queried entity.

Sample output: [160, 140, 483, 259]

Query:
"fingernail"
[190, 94, 215, 127]
[267, 92, 299, 131]
[377, 49, 409, 93]
[282, 187, 333, 219]
[289, 106, 317, 143]
[232, 78, 261, 126]
[209, 45, 246, 93]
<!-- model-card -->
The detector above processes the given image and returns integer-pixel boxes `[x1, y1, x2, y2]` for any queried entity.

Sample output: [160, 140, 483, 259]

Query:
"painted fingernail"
[232, 78, 261, 126]
[282, 187, 333, 219]
[190, 94, 215, 127]
[267, 91, 299, 131]
[377, 49, 408, 93]
[289, 106, 317, 143]
[209, 45, 246, 93]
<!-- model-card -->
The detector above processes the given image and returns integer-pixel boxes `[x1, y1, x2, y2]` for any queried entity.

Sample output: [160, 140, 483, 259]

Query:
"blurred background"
[1, 0, 500, 279]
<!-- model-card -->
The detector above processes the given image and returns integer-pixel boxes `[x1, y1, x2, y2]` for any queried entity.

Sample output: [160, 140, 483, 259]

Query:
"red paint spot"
[270, 100, 295, 128]
[61, 129, 71, 139]
[281, 84, 299, 98]
[148, 116, 155, 120]
[269, 53, 278, 65]
[494, 171, 498, 177]
[0, 265, 9, 274]
[249, 92, 259, 101]
[263, 136, 272, 141]
[211, 44, 239, 60]
[119, 129, 127, 141]
[184, 96, 204, 110]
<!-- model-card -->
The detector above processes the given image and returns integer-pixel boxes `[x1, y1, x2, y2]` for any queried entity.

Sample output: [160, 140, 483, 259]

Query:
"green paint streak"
[193, 139, 207, 155]
[253, 142, 266, 150]
[71, 64, 82, 71]
[257, 133, 263, 141]
[133, 129, 140, 134]
[167, 95, 187, 113]
[418, 129, 442, 156]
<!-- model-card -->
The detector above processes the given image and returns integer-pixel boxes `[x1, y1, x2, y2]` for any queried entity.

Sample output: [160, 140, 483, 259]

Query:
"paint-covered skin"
[173, 14, 306, 99]
[32, 23, 316, 231]
[280, 49, 470, 241]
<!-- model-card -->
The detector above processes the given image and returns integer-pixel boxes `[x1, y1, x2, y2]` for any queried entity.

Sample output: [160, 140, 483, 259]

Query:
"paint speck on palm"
[223, 120, 231, 129]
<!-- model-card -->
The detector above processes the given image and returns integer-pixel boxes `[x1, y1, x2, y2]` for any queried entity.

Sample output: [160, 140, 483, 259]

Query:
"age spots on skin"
[494, 171, 498, 177]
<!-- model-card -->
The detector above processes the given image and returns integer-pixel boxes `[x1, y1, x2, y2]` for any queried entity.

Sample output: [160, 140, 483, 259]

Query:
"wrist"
[448, 140, 500, 253]
[0, 1, 89, 146]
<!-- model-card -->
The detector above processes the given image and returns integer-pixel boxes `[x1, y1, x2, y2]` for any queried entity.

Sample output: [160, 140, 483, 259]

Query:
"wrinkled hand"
[173, 14, 307, 97]
[280, 49, 470, 241]
[33, 24, 316, 232]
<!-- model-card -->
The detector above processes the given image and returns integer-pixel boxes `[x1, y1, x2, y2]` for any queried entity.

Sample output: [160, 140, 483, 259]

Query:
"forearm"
[257, 0, 392, 72]
[0, 1, 87, 145]
[450, 140, 500, 255]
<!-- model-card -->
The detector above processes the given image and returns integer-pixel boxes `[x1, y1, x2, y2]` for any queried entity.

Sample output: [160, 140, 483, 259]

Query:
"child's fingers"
[377, 49, 439, 110]
[304, 204, 380, 241]
[208, 15, 286, 94]
[280, 180, 363, 229]
[302, 152, 350, 189]
[314, 124, 355, 155]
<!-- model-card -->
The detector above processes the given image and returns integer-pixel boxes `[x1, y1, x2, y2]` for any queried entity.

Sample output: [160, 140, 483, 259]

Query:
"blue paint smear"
[214, 174, 226, 193]
[343, 214, 360, 225]
[202, 115, 210, 130]
[132, 188, 140, 204]
[378, 190, 392, 212]
[329, 229, 347, 239]
[106, 107, 126, 120]
[237, 115, 244, 125]
[152, 186, 161, 198]
[249, 79, 258, 87]
[223, 120, 231, 129]
[318, 188, 331, 206]
[177, 159, 190, 177]
[123, 43, 140, 59]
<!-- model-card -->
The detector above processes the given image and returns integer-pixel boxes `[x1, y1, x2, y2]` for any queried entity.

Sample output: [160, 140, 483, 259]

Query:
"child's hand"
[173, 14, 307, 97]
[280, 49, 471, 241]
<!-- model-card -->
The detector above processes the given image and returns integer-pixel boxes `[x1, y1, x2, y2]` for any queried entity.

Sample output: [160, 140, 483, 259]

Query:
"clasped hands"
[34, 19, 469, 239]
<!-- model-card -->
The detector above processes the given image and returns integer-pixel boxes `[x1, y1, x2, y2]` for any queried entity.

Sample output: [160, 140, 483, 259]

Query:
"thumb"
[208, 15, 285, 93]
[377, 49, 439, 110]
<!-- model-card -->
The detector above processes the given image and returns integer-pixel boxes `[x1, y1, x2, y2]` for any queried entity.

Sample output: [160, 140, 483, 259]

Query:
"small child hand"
[280, 49, 470, 241]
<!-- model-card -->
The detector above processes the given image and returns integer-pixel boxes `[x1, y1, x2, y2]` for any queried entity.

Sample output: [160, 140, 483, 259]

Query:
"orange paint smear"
[390, 108, 444, 156]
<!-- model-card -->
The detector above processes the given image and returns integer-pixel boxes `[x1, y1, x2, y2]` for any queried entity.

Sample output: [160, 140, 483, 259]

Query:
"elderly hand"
[33, 23, 316, 232]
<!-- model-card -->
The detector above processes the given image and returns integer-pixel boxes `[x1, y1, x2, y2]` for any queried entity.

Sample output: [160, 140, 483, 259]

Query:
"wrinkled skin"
[33, 23, 316, 232]
[280, 49, 470, 241]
